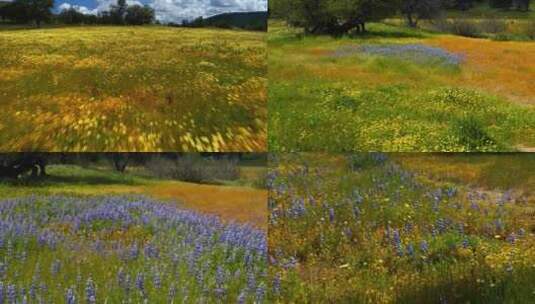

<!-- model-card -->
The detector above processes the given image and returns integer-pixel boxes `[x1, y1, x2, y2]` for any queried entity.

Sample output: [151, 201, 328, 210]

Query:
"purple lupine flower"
[247, 271, 256, 292]
[506, 233, 516, 244]
[215, 266, 225, 288]
[66, 287, 76, 304]
[85, 278, 96, 304]
[445, 186, 457, 198]
[353, 206, 360, 218]
[6, 241, 13, 259]
[129, 244, 139, 260]
[7, 284, 15, 304]
[255, 284, 266, 303]
[462, 238, 470, 249]
[288, 198, 306, 218]
[153, 271, 161, 289]
[51, 260, 61, 276]
[0, 281, 4, 304]
[237, 290, 247, 304]
[495, 219, 504, 232]
[117, 268, 126, 288]
[353, 190, 363, 204]
[406, 244, 414, 257]
[135, 272, 145, 294]
[328, 208, 335, 223]
[420, 240, 429, 253]
[436, 218, 448, 233]
[40, 283, 48, 298]
[272, 273, 281, 296]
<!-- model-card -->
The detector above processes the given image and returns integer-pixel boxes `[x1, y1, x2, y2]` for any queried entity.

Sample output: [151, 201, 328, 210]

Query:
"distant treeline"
[0, 0, 152, 26]
[0, 0, 267, 30]
[171, 11, 267, 31]
[270, 0, 532, 35]
[0, 153, 266, 179]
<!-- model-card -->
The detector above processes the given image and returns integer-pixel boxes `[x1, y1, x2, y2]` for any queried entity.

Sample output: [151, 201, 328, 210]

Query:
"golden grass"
[429, 36, 535, 105]
[41, 179, 267, 229]
[393, 153, 535, 197]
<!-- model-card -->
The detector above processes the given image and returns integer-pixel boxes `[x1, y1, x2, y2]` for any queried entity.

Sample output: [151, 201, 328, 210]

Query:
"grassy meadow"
[268, 153, 535, 303]
[268, 20, 535, 152]
[0, 162, 267, 302]
[0, 26, 266, 152]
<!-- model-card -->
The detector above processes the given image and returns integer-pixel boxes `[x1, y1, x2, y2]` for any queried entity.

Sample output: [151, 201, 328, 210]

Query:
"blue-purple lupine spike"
[0, 195, 266, 302]
[85, 278, 96, 304]
[66, 287, 76, 304]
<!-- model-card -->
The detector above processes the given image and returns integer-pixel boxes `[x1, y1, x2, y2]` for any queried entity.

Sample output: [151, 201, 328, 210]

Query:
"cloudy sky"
[55, 0, 267, 23]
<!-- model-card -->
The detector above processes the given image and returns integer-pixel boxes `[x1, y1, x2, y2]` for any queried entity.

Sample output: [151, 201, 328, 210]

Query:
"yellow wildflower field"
[0, 26, 266, 151]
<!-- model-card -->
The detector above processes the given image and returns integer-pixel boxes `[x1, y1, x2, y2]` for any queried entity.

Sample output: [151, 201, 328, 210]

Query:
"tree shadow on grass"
[353, 28, 428, 40]
[394, 268, 535, 304]
[0, 172, 139, 187]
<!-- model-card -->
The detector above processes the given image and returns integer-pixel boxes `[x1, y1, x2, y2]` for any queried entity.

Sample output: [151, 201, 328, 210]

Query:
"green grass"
[268, 21, 535, 152]
[0, 163, 265, 196]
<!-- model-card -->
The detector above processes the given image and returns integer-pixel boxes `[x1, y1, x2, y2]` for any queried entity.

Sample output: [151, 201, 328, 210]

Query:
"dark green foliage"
[402, 0, 443, 27]
[452, 115, 497, 151]
[179, 11, 267, 31]
[347, 153, 388, 171]
[145, 154, 240, 183]
[0, 153, 47, 179]
[489, 0, 513, 8]
[272, 0, 399, 35]
[452, 20, 481, 37]
[124, 5, 155, 25]
[0, 0, 53, 26]
[57, 8, 98, 24]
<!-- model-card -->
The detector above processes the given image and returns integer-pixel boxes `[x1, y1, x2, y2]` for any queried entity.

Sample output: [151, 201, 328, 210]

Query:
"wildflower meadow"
[268, 153, 535, 303]
[0, 27, 266, 152]
[268, 19, 535, 152]
[0, 195, 267, 303]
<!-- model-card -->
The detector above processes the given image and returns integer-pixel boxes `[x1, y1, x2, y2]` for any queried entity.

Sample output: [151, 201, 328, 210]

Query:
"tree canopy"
[0, 0, 155, 26]
[0, 0, 53, 26]
[278, 0, 400, 35]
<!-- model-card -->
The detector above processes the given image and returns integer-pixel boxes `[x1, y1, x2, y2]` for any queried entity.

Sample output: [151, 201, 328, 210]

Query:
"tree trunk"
[407, 13, 417, 28]
[113, 153, 129, 173]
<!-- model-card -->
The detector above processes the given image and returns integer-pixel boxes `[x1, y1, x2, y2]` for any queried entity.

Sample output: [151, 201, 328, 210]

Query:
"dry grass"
[429, 36, 535, 105]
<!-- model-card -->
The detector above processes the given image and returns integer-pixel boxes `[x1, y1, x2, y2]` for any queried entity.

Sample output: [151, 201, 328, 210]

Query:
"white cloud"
[59, 1, 143, 15]
[151, 0, 267, 23]
[57, 0, 267, 23]
[59, 3, 97, 15]
[93, 0, 143, 14]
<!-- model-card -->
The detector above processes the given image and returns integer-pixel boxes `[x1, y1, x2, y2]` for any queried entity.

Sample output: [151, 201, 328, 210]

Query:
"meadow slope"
[0, 26, 266, 152]
[0, 164, 268, 229]
[268, 153, 535, 303]
[269, 21, 535, 152]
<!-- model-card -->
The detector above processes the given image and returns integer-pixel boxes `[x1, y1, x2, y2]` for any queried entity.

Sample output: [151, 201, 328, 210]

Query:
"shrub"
[347, 153, 388, 171]
[145, 155, 239, 183]
[430, 18, 481, 38]
[452, 115, 497, 151]
[430, 17, 453, 33]
[449, 20, 481, 37]
[521, 20, 535, 40]
[252, 170, 268, 189]
[479, 18, 506, 34]
[432, 88, 483, 108]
